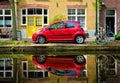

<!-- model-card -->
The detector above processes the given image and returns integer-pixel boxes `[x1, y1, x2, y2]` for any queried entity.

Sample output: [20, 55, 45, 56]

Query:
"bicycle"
[96, 26, 114, 44]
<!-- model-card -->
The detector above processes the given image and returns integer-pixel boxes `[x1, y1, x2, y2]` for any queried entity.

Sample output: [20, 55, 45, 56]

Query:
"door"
[106, 10, 115, 35]
[27, 16, 42, 38]
[46, 22, 65, 41]
[106, 17, 115, 34]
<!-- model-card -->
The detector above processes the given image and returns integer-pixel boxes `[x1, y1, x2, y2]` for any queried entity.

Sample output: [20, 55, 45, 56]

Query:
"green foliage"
[115, 34, 120, 40]
[92, 0, 103, 10]
[50, 14, 67, 23]
[0, 41, 30, 45]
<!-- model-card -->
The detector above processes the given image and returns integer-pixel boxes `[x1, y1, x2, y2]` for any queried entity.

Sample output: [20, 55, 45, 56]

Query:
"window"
[0, 58, 13, 78]
[106, 10, 115, 16]
[66, 22, 76, 28]
[5, 10, 11, 15]
[0, 10, 2, 15]
[0, 9, 12, 28]
[50, 22, 64, 30]
[22, 61, 49, 79]
[21, 8, 48, 26]
[67, 9, 86, 29]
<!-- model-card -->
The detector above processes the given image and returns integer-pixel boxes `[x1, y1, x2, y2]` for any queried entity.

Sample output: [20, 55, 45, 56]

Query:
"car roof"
[53, 20, 79, 24]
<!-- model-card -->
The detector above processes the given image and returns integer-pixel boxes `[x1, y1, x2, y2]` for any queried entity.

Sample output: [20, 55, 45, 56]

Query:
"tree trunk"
[10, 0, 17, 40]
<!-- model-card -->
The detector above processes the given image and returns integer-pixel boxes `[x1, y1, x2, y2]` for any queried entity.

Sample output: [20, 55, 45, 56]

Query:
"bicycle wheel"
[107, 32, 114, 37]
[96, 54, 108, 64]
[106, 55, 115, 65]
[95, 35, 107, 44]
[106, 32, 114, 41]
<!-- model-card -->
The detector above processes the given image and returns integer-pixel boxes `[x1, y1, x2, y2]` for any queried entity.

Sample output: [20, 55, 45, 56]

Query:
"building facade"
[0, 0, 96, 39]
[99, 0, 120, 35]
[1, 0, 120, 39]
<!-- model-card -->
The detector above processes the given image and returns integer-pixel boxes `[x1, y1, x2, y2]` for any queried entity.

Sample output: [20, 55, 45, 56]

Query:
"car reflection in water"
[32, 55, 86, 78]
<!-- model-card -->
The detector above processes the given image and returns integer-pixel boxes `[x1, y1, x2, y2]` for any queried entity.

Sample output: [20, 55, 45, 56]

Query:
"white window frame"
[0, 58, 13, 78]
[0, 9, 12, 28]
[105, 9, 116, 34]
[21, 8, 49, 26]
[67, 8, 86, 30]
[22, 61, 50, 79]
[22, 61, 28, 78]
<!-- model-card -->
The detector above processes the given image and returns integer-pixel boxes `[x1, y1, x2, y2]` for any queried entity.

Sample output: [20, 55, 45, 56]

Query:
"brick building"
[99, 0, 120, 35]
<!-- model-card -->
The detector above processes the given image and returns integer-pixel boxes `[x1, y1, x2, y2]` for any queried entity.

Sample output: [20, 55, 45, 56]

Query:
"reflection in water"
[0, 53, 119, 83]
[33, 55, 86, 78]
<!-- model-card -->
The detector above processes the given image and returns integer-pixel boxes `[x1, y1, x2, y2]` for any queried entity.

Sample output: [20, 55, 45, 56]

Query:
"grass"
[0, 40, 31, 45]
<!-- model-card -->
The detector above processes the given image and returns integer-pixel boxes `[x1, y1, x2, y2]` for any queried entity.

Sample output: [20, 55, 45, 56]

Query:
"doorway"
[106, 17, 115, 34]
[106, 10, 115, 35]
[27, 16, 43, 38]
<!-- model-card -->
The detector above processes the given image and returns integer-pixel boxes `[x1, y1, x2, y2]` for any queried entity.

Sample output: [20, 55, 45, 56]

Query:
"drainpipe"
[95, 0, 98, 36]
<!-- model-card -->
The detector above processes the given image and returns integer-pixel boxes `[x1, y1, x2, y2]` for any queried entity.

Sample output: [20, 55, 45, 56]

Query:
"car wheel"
[36, 55, 46, 63]
[75, 35, 84, 44]
[37, 36, 46, 44]
[75, 55, 85, 64]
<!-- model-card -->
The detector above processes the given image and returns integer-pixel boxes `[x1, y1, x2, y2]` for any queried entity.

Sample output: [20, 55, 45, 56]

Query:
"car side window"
[66, 22, 76, 28]
[50, 22, 64, 30]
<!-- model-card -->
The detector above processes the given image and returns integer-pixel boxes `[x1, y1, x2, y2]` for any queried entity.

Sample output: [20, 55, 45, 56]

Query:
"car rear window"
[66, 22, 76, 28]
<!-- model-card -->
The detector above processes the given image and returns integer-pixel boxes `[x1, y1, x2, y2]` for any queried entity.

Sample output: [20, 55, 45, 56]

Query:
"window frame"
[21, 8, 49, 26]
[67, 8, 86, 30]
[0, 58, 13, 78]
[22, 61, 50, 79]
[0, 9, 12, 28]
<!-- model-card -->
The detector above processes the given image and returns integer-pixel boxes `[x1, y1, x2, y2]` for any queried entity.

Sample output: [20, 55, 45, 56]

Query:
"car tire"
[75, 35, 84, 44]
[75, 55, 85, 64]
[37, 36, 46, 44]
[36, 55, 46, 63]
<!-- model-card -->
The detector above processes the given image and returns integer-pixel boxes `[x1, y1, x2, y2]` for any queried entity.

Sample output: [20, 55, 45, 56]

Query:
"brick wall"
[105, 0, 120, 32]
[0, 0, 10, 8]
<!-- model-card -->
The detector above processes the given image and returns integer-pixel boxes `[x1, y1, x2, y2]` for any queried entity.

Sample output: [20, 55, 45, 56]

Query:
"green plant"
[115, 34, 120, 40]
[92, 0, 103, 10]
[50, 14, 67, 23]
[0, 41, 31, 45]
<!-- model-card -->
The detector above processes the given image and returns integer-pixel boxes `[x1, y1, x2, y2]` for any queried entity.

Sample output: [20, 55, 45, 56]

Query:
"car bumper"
[32, 33, 38, 43]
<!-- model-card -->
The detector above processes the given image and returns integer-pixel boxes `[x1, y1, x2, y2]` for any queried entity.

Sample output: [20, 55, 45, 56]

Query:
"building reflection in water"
[0, 53, 120, 83]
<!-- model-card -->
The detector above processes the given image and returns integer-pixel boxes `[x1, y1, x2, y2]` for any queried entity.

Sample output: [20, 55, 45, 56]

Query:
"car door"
[46, 22, 65, 41]
[65, 21, 77, 40]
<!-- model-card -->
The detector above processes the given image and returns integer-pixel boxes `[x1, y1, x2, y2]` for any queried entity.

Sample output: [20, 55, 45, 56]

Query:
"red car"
[32, 20, 86, 44]
[33, 55, 86, 77]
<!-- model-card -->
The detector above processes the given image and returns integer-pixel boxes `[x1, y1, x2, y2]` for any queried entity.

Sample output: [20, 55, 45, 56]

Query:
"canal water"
[0, 52, 120, 83]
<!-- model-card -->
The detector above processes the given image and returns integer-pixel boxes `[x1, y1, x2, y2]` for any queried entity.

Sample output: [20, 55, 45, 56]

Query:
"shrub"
[115, 34, 120, 40]
[50, 14, 67, 23]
